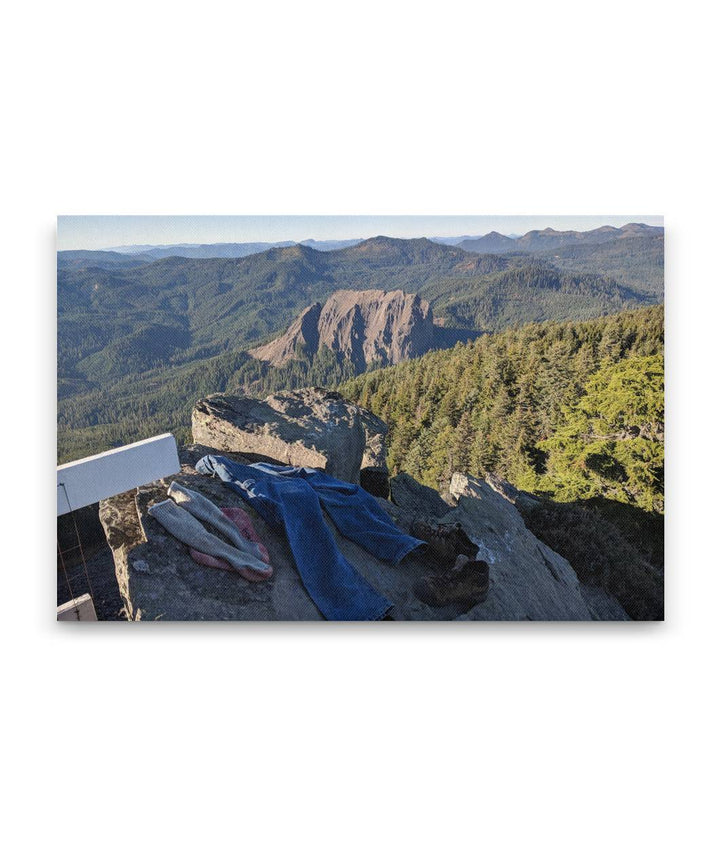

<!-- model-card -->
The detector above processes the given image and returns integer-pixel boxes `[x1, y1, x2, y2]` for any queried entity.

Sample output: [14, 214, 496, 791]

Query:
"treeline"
[57, 344, 361, 463]
[339, 305, 664, 514]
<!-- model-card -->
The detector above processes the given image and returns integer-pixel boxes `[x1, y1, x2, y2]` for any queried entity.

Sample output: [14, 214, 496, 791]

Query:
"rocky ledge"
[98, 390, 629, 620]
[192, 387, 389, 492]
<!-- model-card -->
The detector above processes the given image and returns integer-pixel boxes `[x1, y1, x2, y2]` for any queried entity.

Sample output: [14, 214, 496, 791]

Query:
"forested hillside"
[340, 305, 664, 513]
[531, 234, 664, 296]
[57, 233, 663, 463]
[58, 237, 655, 391]
[57, 346, 361, 462]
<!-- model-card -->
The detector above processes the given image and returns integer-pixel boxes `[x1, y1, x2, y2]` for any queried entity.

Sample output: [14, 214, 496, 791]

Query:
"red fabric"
[190, 507, 272, 582]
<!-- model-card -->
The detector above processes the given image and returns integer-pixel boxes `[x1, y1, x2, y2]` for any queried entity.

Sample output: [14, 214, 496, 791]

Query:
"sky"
[56, 214, 664, 251]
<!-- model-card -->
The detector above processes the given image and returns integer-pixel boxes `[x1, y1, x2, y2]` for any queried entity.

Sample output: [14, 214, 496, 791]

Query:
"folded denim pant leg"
[195, 455, 407, 620]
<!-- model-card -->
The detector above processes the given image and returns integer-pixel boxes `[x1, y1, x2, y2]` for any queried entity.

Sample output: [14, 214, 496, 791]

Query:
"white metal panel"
[57, 433, 180, 515]
[57, 593, 98, 621]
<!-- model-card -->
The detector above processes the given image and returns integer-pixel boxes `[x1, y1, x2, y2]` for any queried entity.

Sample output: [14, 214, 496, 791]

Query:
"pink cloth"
[190, 507, 272, 582]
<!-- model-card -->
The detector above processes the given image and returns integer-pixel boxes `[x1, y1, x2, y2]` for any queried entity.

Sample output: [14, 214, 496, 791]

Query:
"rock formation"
[97, 393, 629, 621]
[444, 473, 628, 620]
[192, 387, 388, 489]
[249, 289, 435, 371]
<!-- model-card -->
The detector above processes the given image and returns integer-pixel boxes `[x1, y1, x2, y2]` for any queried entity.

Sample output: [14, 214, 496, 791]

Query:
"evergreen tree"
[338, 305, 664, 513]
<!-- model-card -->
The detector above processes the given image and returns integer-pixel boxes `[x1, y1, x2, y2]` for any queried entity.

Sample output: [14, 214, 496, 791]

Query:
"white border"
[4, 2, 718, 855]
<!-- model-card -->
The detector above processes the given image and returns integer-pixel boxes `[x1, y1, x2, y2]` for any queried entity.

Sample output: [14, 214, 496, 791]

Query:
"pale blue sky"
[57, 214, 664, 251]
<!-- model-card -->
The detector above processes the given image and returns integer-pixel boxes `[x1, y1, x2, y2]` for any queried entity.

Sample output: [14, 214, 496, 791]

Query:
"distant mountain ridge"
[459, 223, 662, 254]
[458, 231, 518, 253]
[61, 222, 663, 261]
[514, 223, 662, 252]
[98, 238, 363, 259]
[58, 232, 661, 461]
[58, 234, 655, 389]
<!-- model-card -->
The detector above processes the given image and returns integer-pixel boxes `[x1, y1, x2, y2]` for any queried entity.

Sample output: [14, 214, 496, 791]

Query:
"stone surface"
[441, 472, 629, 620]
[482, 472, 542, 511]
[450, 472, 629, 620]
[192, 388, 388, 485]
[98, 443, 628, 621]
[99, 489, 147, 619]
[249, 289, 435, 372]
[99, 450, 461, 621]
[390, 473, 453, 520]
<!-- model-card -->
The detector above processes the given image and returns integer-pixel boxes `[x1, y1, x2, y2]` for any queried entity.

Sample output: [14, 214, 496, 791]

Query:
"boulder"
[192, 388, 389, 486]
[451, 471, 540, 512]
[442, 472, 628, 620]
[390, 472, 453, 520]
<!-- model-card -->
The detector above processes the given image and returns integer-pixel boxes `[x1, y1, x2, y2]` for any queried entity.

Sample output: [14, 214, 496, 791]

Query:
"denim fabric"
[195, 455, 425, 620]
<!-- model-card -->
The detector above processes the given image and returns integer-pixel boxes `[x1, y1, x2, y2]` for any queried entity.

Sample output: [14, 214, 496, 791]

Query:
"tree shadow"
[520, 496, 664, 621]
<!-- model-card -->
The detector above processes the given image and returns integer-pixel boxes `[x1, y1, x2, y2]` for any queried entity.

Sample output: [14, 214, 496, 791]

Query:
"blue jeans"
[195, 455, 425, 620]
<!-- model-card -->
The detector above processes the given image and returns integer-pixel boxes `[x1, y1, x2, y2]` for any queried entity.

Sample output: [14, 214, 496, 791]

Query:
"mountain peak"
[355, 235, 433, 249]
[265, 243, 316, 260]
[458, 232, 516, 254]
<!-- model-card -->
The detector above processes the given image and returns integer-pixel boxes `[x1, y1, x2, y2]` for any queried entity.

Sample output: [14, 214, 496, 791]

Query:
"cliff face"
[249, 289, 435, 371]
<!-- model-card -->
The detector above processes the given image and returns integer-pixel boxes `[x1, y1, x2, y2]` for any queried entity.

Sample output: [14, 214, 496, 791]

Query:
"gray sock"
[148, 500, 271, 575]
[167, 481, 264, 561]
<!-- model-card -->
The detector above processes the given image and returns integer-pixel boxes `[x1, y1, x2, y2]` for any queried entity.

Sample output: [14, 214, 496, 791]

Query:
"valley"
[57, 225, 663, 463]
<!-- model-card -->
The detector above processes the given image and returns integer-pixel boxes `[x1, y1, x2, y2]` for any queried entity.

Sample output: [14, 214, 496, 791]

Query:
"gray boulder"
[192, 388, 388, 487]
[443, 472, 628, 620]
[451, 471, 540, 512]
[390, 472, 453, 520]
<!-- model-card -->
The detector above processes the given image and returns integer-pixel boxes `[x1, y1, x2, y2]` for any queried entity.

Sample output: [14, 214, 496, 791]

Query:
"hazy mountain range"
[66, 222, 661, 261]
[99, 238, 364, 259]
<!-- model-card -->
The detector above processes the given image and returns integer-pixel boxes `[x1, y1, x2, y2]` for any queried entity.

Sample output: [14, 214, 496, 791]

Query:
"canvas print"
[56, 216, 664, 621]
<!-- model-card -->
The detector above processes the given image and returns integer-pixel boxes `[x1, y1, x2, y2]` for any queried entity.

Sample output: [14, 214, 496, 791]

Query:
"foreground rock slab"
[98, 444, 628, 621]
[99, 448, 459, 621]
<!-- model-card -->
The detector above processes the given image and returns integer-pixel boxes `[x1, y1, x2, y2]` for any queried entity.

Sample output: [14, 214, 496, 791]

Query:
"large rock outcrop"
[98, 441, 629, 621]
[192, 388, 388, 487]
[249, 289, 435, 371]
[443, 473, 628, 620]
